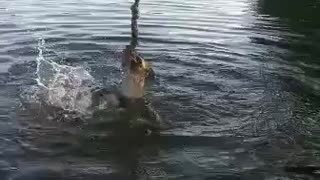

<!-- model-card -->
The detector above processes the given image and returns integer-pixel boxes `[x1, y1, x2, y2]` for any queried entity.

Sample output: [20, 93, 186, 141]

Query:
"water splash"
[36, 39, 44, 86]
[27, 38, 96, 115]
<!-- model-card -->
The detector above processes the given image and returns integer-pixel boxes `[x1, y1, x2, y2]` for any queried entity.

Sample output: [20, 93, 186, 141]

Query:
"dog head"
[120, 46, 155, 98]
[122, 45, 154, 79]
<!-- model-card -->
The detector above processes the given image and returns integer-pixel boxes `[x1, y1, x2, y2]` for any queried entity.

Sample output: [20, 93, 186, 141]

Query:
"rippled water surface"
[0, 0, 320, 179]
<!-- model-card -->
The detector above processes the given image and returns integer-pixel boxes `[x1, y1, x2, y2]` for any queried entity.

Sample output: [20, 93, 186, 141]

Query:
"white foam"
[32, 38, 95, 114]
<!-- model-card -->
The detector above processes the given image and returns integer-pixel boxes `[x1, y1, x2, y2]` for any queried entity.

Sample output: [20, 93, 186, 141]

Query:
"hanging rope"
[130, 0, 140, 49]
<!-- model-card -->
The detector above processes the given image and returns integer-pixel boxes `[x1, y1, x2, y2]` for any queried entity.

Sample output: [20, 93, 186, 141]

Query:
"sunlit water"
[0, 0, 319, 179]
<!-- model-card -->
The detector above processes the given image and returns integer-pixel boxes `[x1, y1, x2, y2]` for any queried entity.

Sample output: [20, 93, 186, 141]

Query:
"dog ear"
[144, 62, 155, 80]
[135, 55, 145, 66]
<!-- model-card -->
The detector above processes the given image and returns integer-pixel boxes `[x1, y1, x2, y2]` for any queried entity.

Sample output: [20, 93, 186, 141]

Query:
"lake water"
[0, 0, 320, 179]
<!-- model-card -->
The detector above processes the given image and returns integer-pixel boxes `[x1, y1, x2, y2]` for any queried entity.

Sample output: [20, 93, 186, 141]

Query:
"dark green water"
[0, 0, 319, 179]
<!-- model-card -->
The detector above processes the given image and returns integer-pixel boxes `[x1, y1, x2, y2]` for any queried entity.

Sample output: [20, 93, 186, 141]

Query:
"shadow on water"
[253, 0, 320, 177]
[255, 0, 320, 96]
[257, 0, 320, 27]
[254, 0, 320, 108]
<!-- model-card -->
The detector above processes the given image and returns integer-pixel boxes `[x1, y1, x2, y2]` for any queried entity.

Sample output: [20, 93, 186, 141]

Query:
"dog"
[91, 45, 163, 132]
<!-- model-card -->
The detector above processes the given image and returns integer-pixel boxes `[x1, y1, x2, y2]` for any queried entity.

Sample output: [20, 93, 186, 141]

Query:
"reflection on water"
[0, 0, 319, 179]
